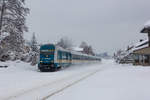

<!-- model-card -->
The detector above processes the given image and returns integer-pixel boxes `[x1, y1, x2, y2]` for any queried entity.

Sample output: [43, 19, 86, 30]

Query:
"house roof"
[72, 47, 83, 52]
[117, 39, 149, 59]
[141, 20, 150, 33]
[141, 27, 150, 33]
[132, 39, 148, 52]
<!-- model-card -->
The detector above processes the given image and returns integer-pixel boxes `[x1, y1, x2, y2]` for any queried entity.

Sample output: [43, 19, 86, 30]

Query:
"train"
[38, 44, 101, 72]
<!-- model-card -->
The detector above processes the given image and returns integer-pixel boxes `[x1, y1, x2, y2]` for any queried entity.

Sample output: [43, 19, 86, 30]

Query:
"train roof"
[56, 46, 100, 59]
[41, 44, 101, 59]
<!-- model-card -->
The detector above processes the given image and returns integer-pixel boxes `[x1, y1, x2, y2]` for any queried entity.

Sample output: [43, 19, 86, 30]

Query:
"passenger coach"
[38, 44, 101, 72]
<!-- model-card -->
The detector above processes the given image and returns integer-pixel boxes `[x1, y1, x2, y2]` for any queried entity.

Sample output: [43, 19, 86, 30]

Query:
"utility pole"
[0, 0, 5, 35]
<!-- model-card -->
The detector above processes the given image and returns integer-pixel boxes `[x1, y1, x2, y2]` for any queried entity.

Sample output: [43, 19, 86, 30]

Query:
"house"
[132, 39, 150, 65]
[132, 20, 150, 66]
[114, 46, 134, 64]
[115, 39, 148, 65]
[115, 20, 150, 66]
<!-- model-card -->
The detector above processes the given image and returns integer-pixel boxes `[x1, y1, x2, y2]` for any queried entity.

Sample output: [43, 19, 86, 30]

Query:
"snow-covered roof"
[133, 44, 148, 52]
[129, 39, 148, 53]
[134, 39, 148, 47]
[72, 47, 83, 52]
[144, 20, 150, 28]
[117, 39, 149, 59]
[141, 20, 150, 33]
[55, 45, 100, 59]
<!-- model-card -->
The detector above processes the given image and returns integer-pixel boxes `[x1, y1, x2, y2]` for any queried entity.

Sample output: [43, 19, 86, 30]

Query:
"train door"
[57, 51, 62, 65]
[69, 53, 72, 64]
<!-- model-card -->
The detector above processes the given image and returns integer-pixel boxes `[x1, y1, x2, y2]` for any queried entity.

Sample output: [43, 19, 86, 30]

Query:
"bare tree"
[56, 37, 73, 49]
[80, 41, 95, 55]
[80, 41, 88, 48]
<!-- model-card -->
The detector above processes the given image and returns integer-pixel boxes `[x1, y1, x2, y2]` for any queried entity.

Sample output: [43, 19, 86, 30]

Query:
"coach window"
[66, 53, 69, 60]
[62, 53, 65, 59]
[57, 51, 61, 60]
[63, 52, 67, 60]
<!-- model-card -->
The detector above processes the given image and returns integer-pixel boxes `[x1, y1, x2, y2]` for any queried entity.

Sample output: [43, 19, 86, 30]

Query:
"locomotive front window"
[40, 50, 54, 55]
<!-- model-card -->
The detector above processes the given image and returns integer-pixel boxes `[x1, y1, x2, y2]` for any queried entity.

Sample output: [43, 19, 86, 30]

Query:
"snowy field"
[0, 60, 150, 100]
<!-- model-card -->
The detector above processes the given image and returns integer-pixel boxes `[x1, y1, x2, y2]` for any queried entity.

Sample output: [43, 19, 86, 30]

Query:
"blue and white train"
[38, 44, 101, 72]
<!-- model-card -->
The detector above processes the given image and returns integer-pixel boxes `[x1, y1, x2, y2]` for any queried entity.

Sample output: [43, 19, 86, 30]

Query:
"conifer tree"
[0, 0, 29, 60]
[30, 33, 39, 65]
[30, 33, 38, 52]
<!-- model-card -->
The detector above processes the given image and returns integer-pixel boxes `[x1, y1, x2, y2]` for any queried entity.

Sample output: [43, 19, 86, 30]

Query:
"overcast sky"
[25, 0, 150, 54]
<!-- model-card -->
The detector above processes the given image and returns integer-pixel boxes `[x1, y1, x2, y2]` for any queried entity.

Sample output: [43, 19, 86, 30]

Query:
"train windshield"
[40, 44, 55, 55]
[40, 50, 54, 55]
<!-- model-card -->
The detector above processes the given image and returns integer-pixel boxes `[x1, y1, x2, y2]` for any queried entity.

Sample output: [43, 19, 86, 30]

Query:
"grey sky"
[25, 0, 150, 54]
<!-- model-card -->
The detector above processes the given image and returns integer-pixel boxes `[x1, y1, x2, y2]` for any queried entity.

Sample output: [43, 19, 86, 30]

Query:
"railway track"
[42, 69, 101, 100]
[2, 66, 103, 100]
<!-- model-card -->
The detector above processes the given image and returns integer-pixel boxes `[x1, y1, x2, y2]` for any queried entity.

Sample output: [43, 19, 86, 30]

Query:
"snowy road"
[0, 60, 150, 100]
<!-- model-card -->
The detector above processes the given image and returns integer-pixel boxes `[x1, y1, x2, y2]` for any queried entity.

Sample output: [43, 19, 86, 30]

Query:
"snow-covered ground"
[0, 60, 150, 100]
[50, 60, 150, 100]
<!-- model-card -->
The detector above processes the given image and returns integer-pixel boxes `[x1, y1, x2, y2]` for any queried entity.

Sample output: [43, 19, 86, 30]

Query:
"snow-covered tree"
[56, 37, 73, 49]
[30, 33, 39, 66]
[30, 33, 38, 52]
[79, 41, 95, 55]
[0, 0, 29, 61]
[0, 0, 29, 35]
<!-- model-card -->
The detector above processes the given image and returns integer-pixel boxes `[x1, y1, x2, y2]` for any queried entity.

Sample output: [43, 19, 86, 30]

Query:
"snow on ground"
[0, 60, 150, 100]
[0, 60, 102, 100]
[50, 60, 150, 100]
